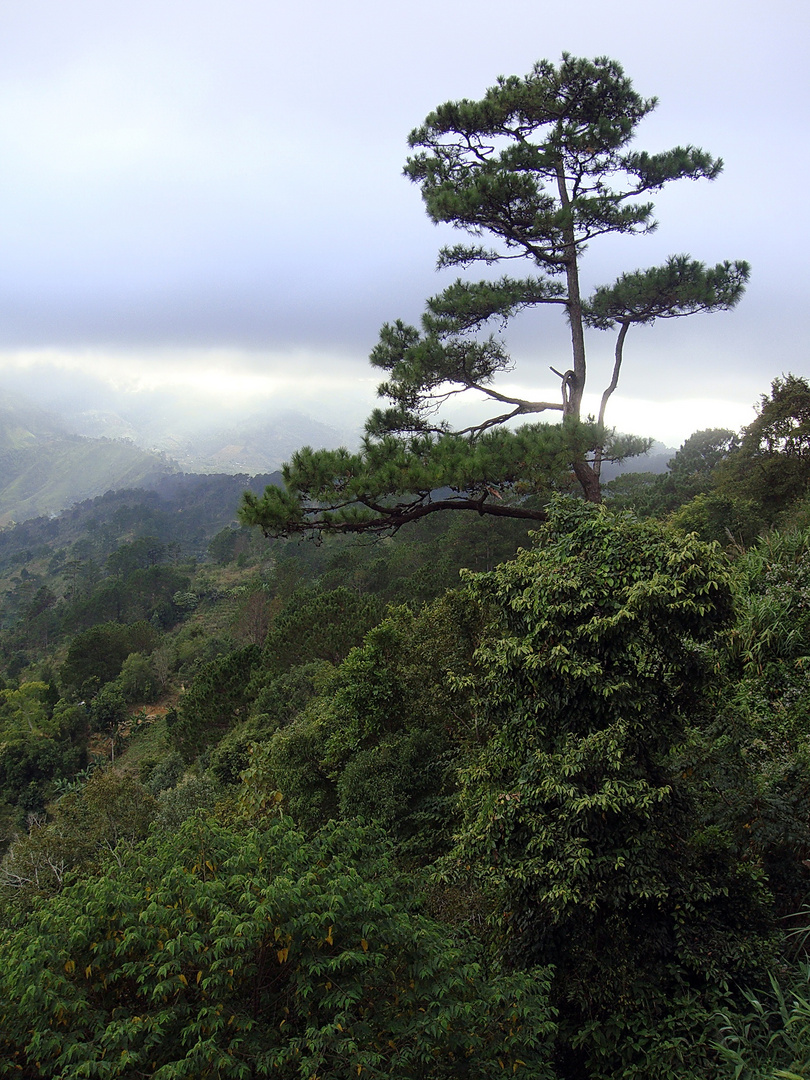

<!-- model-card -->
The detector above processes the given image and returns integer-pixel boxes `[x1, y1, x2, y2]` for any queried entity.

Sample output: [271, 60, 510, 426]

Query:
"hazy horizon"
[1, 0, 806, 451]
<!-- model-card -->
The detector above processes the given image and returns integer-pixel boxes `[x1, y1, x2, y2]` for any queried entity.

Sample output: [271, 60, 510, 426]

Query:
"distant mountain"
[140, 411, 352, 474]
[0, 389, 69, 450]
[0, 389, 178, 525]
[0, 471, 283, 571]
[0, 434, 177, 527]
[0, 385, 352, 525]
[63, 406, 356, 475]
[599, 440, 674, 482]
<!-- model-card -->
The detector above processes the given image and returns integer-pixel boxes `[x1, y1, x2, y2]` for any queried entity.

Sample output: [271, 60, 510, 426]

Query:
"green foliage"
[0, 769, 156, 909]
[718, 376, 810, 522]
[583, 256, 748, 328]
[252, 659, 334, 729]
[0, 689, 90, 827]
[154, 774, 220, 832]
[321, 594, 482, 851]
[171, 623, 231, 684]
[262, 586, 383, 672]
[447, 498, 775, 1075]
[726, 528, 810, 691]
[7, 379, 810, 1077]
[171, 644, 263, 759]
[106, 535, 168, 577]
[0, 681, 53, 740]
[143, 750, 186, 795]
[314, 510, 535, 606]
[208, 525, 252, 565]
[717, 528, 810, 913]
[0, 688, 87, 820]
[0, 814, 557, 1079]
[608, 428, 741, 519]
[60, 620, 160, 698]
[88, 683, 128, 735]
[714, 964, 810, 1079]
[240, 421, 605, 537]
[336, 727, 450, 855]
[247, 713, 339, 828]
[241, 55, 746, 537]
[669, 492, 765, 546]
[248, 591, 485, 847]
[669, 427, 740, 482]
[117, 650, 160, 703]
[207, 660, 338, 787]
[121, 564, 191, 628]
[49, 699, 90, 745]
[608, 391, 810, 539]
[0, 738, 77, 819]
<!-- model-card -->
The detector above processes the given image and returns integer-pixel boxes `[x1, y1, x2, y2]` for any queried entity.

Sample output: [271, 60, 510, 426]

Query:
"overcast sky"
[0, 0, 807, 448]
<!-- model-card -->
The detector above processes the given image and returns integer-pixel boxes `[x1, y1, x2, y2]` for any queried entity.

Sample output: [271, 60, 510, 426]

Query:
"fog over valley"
[0, 0, 806, 464]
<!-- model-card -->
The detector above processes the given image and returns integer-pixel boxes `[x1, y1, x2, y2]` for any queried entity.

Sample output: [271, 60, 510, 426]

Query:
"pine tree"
[242, 55, 748, 537]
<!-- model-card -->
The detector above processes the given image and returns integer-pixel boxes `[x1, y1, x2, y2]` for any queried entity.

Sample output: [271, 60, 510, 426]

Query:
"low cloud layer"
[0, 0, 805, 449]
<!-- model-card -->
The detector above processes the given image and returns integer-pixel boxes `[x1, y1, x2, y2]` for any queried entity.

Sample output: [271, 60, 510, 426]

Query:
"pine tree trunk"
[557, 162, 601, 503]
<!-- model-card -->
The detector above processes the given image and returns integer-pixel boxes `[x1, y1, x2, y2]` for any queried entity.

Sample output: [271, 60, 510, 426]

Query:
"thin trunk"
[555, 162, 586, 418]
[556, 161, 601, 502]
[593, 320, 630, 481]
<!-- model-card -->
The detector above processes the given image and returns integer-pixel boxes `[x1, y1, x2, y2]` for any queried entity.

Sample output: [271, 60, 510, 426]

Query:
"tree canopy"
[0, 815, 556, 1079]
[6, 416, 810, 1075]
[241, 54, 748, 537]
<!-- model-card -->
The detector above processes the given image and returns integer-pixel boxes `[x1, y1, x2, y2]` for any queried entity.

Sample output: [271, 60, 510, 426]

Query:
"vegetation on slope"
[0, 434, 176, 526]
[1, 375, 810, 1077]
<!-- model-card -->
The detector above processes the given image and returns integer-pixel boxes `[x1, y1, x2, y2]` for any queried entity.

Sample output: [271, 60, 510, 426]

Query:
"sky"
[0, 0, 807, 450]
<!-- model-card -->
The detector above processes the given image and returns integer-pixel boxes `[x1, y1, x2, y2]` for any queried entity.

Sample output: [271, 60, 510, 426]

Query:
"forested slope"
[2, 439, 173, 523]
[1, 377, 810, 1078]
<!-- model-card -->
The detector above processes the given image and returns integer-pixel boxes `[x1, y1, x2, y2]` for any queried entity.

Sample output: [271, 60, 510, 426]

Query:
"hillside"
[0, 390, 68, 450]
[0, 434, 178, 526]
[0, 471, 282, 573]
[0, 385, 359, 525]
[1, 377, 810, 1076]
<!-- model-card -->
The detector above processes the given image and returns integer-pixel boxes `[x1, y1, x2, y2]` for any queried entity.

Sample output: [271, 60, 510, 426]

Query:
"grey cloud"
[0, 0, 805, 441]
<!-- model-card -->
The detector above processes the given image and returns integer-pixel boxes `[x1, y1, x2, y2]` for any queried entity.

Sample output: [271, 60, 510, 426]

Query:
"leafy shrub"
[61, 621, 160, 698]
[263, 586, 383, 673]
[668, 491, 764, 546]
[0, 770, 156, 909]
[143, 751, 186, 796]
[0, 815, 557, 1079]
[118, 651, 159, 704]
[448, 498, 777, 1076]
[153, 774, 220, 832]
[171, 645, 263, 759]
[714, 963, 810, 1079]
[88, 683, 127, 734]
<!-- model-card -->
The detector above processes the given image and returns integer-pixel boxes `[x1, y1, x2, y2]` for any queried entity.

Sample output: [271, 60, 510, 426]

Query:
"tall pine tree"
[243, 55, 748, 537]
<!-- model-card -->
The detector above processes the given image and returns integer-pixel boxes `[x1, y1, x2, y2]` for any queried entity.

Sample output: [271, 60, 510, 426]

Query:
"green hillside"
[0, 435, 176, 526]
[0, 390, 67, 451]
[2, 376, 810, 1078]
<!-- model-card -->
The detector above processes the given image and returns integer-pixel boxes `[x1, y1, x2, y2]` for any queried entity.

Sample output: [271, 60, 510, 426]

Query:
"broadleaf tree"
[447, 498, 776, 1077]
[241, 54, 748, 537]
[0, 814, 558, 1079]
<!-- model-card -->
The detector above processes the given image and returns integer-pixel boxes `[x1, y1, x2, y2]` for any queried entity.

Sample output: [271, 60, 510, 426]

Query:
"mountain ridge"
[0, 386, 353, 525]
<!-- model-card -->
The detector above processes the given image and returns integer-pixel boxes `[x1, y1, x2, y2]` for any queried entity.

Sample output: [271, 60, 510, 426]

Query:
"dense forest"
[0, 373, 808, 1078]
[0, 49, 807, 1080]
